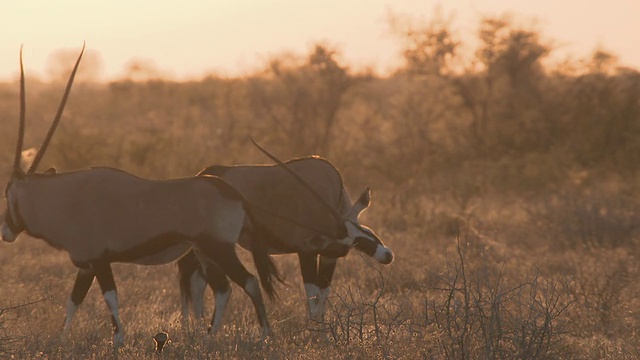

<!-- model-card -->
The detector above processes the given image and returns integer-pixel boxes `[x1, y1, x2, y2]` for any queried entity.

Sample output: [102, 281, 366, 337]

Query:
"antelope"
[178, 149, 394, 323]
[1, 47, 283, 347]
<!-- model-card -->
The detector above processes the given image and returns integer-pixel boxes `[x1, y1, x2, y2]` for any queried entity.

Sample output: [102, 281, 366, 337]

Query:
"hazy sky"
[1, 0, 638, 81]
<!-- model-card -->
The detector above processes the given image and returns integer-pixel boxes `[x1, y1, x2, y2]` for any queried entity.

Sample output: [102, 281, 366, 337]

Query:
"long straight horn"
[12, 46, 27, 174]
[28, 43, 85, 174]
[250, 138, 345, 230]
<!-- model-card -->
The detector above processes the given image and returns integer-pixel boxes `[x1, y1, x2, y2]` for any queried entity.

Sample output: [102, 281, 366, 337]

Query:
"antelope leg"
[93, 261, 124, 348]
[315, 256, 337, 322]
[177, 251, 208, 321]
[299, 253, 323, 322]
[201, 244, 270, 338]
[62, 268, 95, 336]
[195, 257, 232, 334]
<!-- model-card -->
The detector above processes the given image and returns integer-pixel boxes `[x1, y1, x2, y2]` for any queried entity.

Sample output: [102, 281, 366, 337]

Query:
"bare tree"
[248, 43, 352, 155]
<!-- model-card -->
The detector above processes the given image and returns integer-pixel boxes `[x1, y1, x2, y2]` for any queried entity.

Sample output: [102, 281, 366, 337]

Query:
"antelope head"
[2, 45, 84, 243]
[250, 139, 394, 265]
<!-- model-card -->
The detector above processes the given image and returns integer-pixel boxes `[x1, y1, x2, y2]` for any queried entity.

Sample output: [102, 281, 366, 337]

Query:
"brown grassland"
[1, 16, 640, 359]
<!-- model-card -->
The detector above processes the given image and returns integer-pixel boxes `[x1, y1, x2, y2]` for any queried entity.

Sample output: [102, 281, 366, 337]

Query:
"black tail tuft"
[249, 223, 285, 301]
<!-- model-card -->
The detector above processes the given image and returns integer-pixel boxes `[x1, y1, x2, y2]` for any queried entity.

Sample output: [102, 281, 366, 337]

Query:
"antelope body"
[2, 47, 280, 348]
[6, 168, 244, 263]
[178, 156, 394, 322]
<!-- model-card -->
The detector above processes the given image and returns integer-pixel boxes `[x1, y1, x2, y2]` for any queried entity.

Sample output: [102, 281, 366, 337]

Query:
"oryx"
[178, 151, 394, 323]
[1, 47, 282, 347]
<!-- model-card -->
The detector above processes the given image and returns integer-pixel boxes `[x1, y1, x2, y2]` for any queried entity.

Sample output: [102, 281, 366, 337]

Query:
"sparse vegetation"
[1, 13, 640, 359]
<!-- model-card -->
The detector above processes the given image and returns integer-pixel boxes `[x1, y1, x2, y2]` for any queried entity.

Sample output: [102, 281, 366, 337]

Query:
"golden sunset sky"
[1, 0, 638, 81]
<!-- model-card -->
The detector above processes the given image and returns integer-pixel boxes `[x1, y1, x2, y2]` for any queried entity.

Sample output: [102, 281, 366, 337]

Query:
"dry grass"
[2, 189, 638, 360]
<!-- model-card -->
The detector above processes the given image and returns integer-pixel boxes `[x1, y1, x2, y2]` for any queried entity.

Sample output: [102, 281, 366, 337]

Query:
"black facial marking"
[353, 237, 378, 257]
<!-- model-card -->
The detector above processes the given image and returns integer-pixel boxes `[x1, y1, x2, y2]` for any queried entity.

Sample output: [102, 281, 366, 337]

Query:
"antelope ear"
[19, 148, 37, 172]
[43, 167, 57, 175]
[347, 187, 371, 222]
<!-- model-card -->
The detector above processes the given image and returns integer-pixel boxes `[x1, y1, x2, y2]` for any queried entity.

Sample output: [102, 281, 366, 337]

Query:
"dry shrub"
[304, 232, 574, 360]
[425, 237, 572, 359]
[561, 248, 639, 339]
[0, 299, 48, 357]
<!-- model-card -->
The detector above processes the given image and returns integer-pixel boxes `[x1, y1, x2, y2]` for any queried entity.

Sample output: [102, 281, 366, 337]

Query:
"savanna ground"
[2, 14, 640, 359]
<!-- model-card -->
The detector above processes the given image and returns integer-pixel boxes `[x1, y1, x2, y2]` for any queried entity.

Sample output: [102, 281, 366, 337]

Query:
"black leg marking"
[63, 268, 95, 334]
[313, 256, 338, 322]
[178, 250, 200, 296]
[299, 253, 318, 285]
[93, 261, 116, 293]
[71, 269, 95, 305]
[178, 250, 206, 320]
[92, 261, 124, 347]
[317, 256, 337, 290]
[299, 253, 327, 321]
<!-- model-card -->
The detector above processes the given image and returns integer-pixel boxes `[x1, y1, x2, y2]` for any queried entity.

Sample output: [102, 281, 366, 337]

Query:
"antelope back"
[201, 157, 349, 246]
[13, 168, 246, 263]
[203, 155, 394, 264]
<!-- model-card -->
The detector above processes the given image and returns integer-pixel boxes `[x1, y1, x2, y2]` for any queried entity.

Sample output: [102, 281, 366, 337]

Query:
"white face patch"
[345, 221, 394, 264]
[374, 244, 394, 264]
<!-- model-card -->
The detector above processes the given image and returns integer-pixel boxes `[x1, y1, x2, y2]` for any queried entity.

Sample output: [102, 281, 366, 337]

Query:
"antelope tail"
[177, 251, 201, 306]
[246, 218, 285, 301]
